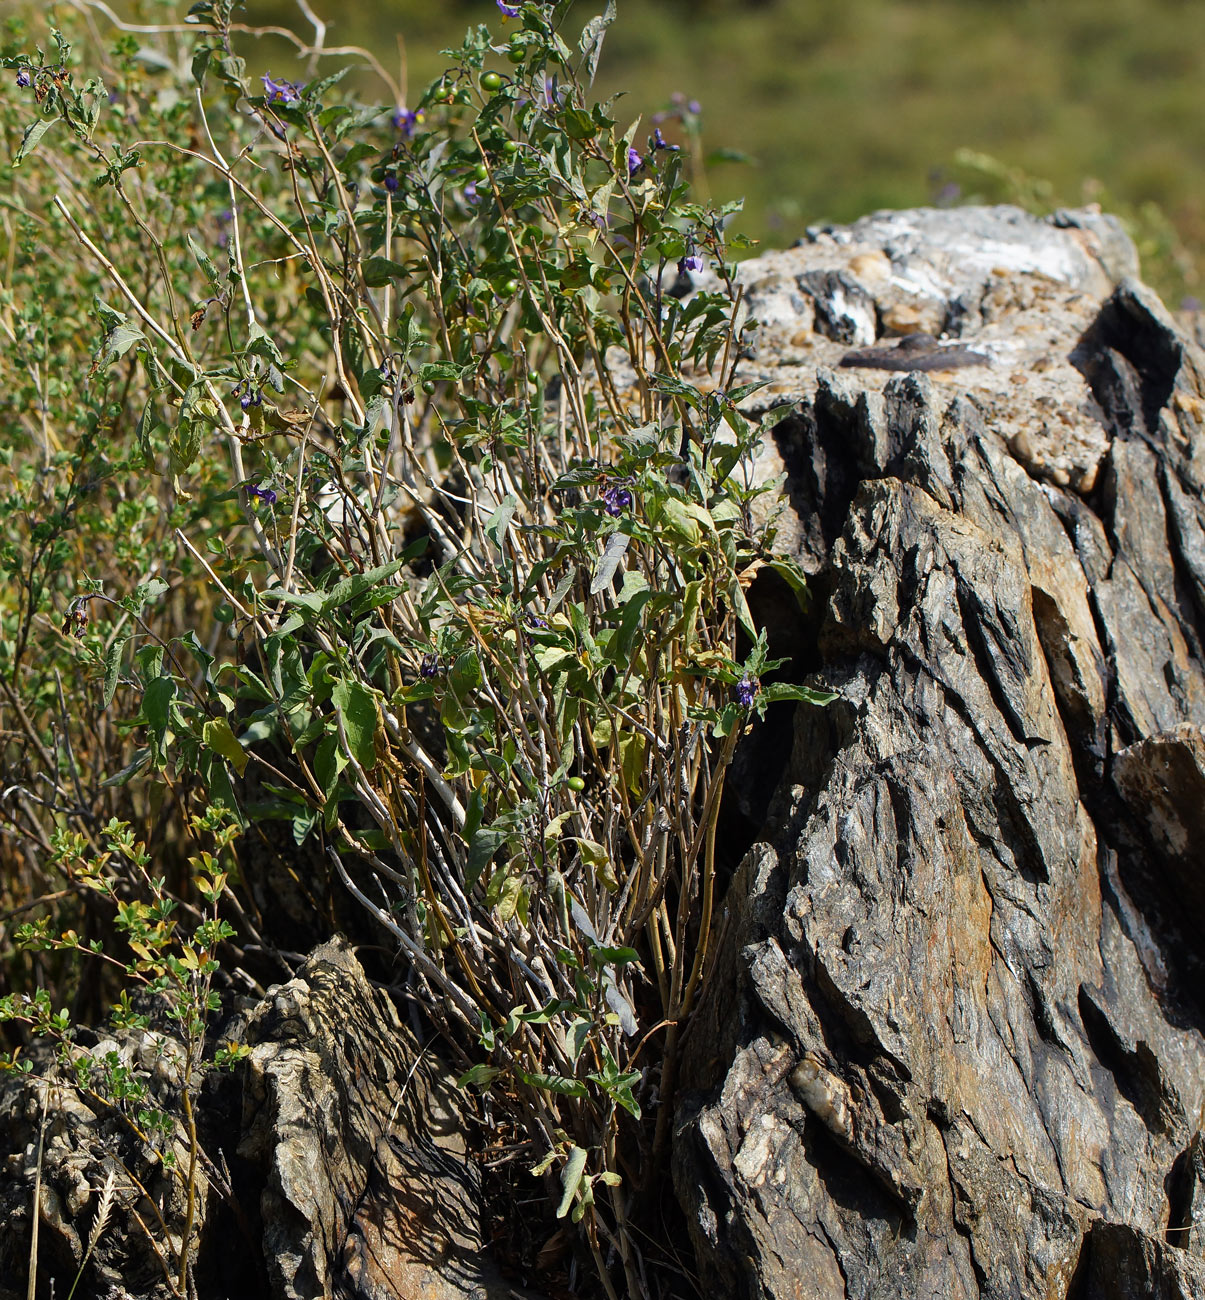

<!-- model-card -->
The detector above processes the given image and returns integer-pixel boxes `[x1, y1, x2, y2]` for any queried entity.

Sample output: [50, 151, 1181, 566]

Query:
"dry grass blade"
[26, 1081, 49, 1300]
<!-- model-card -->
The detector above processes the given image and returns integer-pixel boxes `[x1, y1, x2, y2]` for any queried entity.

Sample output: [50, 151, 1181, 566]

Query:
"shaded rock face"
[674, 206, 1205, 1299]
[0, 939, 525, 1300]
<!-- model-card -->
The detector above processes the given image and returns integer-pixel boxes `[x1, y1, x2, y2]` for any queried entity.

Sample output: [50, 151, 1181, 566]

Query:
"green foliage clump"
[0, 2, 829, 1294]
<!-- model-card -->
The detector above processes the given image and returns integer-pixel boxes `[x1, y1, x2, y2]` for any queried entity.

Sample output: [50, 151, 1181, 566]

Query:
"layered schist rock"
[673, 206, 1205, 1300]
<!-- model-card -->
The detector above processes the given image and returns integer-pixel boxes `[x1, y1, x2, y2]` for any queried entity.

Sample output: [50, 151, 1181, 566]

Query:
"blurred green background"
[142, 0, 1205, 300]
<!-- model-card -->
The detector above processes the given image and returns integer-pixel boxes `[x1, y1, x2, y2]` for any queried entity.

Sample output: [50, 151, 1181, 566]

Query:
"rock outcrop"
[673, 206, 1205, 1300]
[0, 939, 528, 1300]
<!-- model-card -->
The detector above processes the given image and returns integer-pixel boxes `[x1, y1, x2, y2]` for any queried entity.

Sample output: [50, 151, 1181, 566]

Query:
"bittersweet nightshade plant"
[0, 5, 831, 1298]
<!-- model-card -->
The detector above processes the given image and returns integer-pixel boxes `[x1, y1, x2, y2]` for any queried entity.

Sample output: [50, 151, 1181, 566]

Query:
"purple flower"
[464, 180, 479, 205]
[419, 652, 442, 678]
[497, 1, 521, 14]
[735, 673, 758, 709]
[246, 484, 277, 506]
[678, 253, 704, 276]
[262, 74, 302, 105]
[627, 146, 643, 176]
[233, 381, 263, 410]
[393, 106, 423, 137]
[384, 173, 399, 193]
[688, 99, 702, 115]
[651, 128, 679, 153]
[523, 611, 548, 630]
[15, 69, 30, 88]
[602, 483, 633, 517]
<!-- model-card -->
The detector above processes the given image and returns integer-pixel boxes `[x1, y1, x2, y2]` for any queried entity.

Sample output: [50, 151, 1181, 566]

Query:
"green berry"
[481, 71, 504, 93]
[507, 45, 526, 64]
[474, 163, 489, 182]
[566, 776, 586, 792]
[502, 139, 521, 155]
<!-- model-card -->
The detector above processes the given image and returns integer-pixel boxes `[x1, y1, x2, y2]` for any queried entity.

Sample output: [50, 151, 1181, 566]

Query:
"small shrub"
[0, 2, 829, 1294]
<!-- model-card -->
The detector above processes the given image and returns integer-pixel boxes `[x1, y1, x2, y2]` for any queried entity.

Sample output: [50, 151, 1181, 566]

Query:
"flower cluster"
[601, 481, 633, 517]
[232, 380, 263, 411]
[735, 673, 758, 708]
[419, 652, 443, 679]
[393, 106, 423, 137]
[262, 74, 303, 106]
[655, 91, 702, 120]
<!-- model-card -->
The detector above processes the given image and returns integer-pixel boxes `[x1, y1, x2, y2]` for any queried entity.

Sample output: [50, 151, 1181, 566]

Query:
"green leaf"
[260, 587, 325, 614]
[14, 117, 53, 165]
[579, 1, 616, 84]
[187, 232, 221, 293]
[484, 494, 518, 551]
[417, 360, 472, 384]
[314, 731, 346, 798]
[320, 558, 404, 615]
[92, 313, 145, 374]
[466, 827, 507, 892]
[589, 944, 640, 966]
[361, 256, 409, 287]
[557, 1145, 589, 1218]
[169, 417, 203, 476]
[142, 676, 176, 759]
[496, 872, 524, 924]
[520, 1070, 588, 1100]
[332, 679, 378, 770]
[590, 530, 630, 595]
[202, 718, 249, 777]
[102, 636, 127, 708]
[457, 1064, 502, 1089]
[135, 399, 161, 467]
[759, 682, 839, 706]
[191, 45, 212, 87]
